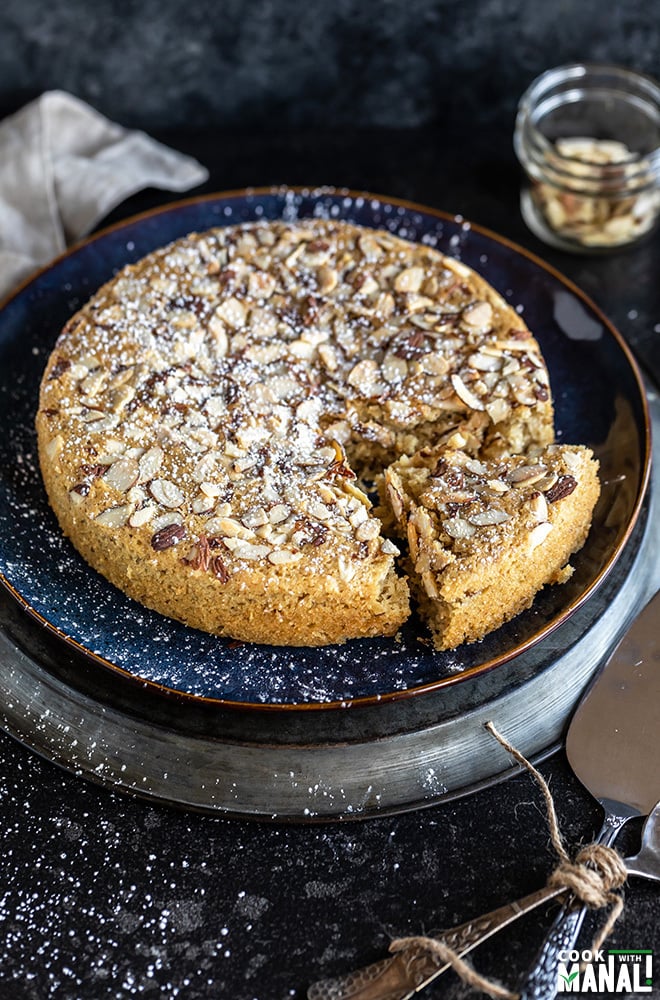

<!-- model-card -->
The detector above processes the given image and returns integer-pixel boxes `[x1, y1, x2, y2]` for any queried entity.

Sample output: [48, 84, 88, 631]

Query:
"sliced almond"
[80, 408, 106, 424]
[317, 265, 338, 295]
[528, 521, 553, 551]
[80, 370, 107, 397]
[465, 458, 488, 475]
[288, 339, 315, 361]
[296, 399, 321, 424]
[192, 495, 216, 514]
[420, 353, 450, 376]
[69, 488, 87, 506]
[208, 315, 228, 357]
[535, 473, 559, 492]
[268, 503, 291, 524]
[170, 310, 198, 332]
[508, 464, 547, 486]
[486, 478, 510, 494]
[267, 549, 303, 565]
[486, 398, 511, 424]
[338, 556, 358, 583]
[45, 435, 64, 461]
[411, 507, 434, 539]
[422, 570, 439, 599]
[78, 354, 101, 371]
[347, 359, 379, 390]
[380, 538, 400, 556]
[467, 509, 511, 526]
[381, 354, 409, 384]
[468, 351, 502, 372]
[374, 292, 395, 318]
[394, 266, 424, 293]
[356, 274, 379, 297]
[358, 234, 385, 261]
[462, 301, 493, 330]
[248, 307, 278, 339]
[444, 516, 476, 539]
[561, 451, 584, 476]
[529, 492, 549, 523]
[343, 481, 372, 507]
[405, 293, 434, 313]
[301, 244, 330, 267]
[149, 478, 184, 509]
[96, 504, 132, 528]
[200, 481, 223, 498]
[264, 374, 301, 402]
[205, 396, 227, 420]
[214, 297, 246, 329]
[129, 503, 158, 527]
[318, 343, 338, 372]
[206, 516, 251, 538]
[102, 457, 139, 493]
[349, 505, 368, 528]
[242, 507, 269, 529]
[109, 385, 135, 413]
[233, 542, 272, 561]
[248, 270, 277, 299]
[451, 373, 485, 411]
[386, 479, 404, 520]
[127, 484, 146, 504]
[82, 413, 118, 433]
[407, 522, 419, 560]
[356, 519, 380, 542]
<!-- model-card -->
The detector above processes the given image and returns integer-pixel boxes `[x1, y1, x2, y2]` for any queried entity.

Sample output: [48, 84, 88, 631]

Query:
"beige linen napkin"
[0, 90, 208, 299]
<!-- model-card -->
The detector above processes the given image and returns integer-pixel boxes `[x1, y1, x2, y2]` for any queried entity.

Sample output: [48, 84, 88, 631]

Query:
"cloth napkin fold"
[0, 90, 209, 299]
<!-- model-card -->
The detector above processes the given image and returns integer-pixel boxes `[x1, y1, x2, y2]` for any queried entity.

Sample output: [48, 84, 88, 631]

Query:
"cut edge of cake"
[384, 443, 601, 650]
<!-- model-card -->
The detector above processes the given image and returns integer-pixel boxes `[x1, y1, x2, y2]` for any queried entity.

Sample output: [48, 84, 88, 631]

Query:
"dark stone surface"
[2, 1, 660, 987]
[0, 732, 657, 999]
[1, 0, 660, 133]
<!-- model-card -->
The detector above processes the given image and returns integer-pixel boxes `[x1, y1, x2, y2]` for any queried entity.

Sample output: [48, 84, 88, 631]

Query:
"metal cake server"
[308, 588, 660, 1000]
[308, 800, 660, 1000]
[517, 586, 660, 1000]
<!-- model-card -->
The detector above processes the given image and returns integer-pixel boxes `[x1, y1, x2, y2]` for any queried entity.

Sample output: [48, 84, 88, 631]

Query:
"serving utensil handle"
[517, 818, 626, 1000]
[308, 882, 567, 1000]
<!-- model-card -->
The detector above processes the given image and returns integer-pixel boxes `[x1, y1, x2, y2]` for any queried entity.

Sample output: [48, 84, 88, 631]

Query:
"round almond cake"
[36, 218, 568, 647]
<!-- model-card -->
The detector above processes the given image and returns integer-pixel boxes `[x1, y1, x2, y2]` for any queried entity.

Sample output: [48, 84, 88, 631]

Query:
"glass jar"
[514, 64, 660, 252]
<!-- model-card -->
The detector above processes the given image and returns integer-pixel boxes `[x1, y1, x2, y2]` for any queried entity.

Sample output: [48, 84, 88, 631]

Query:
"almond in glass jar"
[514, 64, 660, 252]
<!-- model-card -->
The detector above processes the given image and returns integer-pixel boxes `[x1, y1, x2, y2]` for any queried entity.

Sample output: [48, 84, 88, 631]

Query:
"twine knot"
[387, 722, 628, 1000]
[548, 842, 628, 908]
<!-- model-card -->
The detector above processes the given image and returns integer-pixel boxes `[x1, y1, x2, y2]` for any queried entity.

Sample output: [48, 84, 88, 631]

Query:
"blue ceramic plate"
[0, 188, 650, 707]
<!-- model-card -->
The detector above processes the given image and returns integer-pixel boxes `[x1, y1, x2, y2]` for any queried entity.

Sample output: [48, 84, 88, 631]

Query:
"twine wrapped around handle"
[388, 722, 628, 1000]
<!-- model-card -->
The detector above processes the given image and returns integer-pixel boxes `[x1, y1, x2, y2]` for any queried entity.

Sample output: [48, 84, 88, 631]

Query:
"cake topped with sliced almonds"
[384, 444, 600, 649]
[37, 218, 570, 648]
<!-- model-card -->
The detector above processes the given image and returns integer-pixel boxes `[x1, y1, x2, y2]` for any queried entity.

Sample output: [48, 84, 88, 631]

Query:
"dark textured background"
[1, 0, 659, 129]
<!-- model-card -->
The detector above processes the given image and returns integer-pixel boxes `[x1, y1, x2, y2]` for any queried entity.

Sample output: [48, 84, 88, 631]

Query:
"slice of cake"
[384, 444, 600, 650]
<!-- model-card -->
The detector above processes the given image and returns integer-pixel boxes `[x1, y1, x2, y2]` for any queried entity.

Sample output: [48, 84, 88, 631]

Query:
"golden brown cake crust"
[37, 219, 558, 646]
